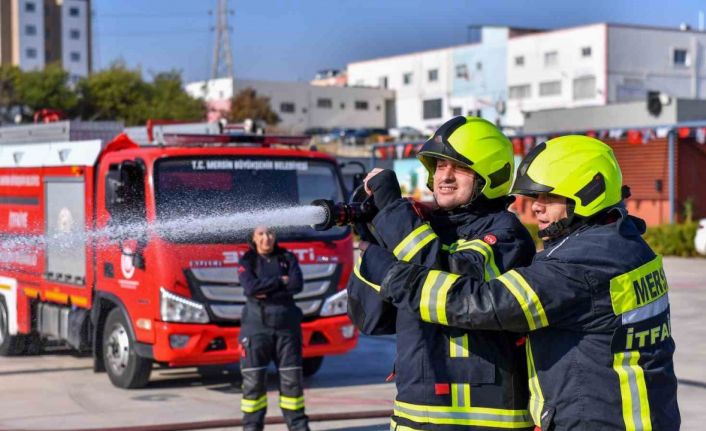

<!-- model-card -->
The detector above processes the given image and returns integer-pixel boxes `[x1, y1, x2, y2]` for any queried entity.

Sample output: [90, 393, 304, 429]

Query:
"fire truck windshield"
[154, 156, 348, 242]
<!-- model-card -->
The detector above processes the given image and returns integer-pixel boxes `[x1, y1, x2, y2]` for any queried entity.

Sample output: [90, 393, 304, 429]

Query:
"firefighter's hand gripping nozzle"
[311, 185, 377, 231]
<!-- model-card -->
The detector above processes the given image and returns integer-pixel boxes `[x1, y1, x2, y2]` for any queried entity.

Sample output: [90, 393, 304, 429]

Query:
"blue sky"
[93, 0, 706, 83]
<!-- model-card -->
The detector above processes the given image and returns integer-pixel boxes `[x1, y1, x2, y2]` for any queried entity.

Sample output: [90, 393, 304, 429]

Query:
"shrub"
[643, 222, 699, 257]
[524, 222, 700, 257]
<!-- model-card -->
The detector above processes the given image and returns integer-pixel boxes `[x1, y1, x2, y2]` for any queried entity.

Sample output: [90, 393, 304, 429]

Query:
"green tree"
[77, 63, 205, 126]
[14, 63, 77, 114]
[228, 87, 280, 125]
[0, 65, 22, 123]
[149, 71, 205, 121]
[76, 62, 151, 125]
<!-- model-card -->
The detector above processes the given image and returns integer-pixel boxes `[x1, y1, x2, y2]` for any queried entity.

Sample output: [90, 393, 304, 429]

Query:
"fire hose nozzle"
[310, 198, 375, 231]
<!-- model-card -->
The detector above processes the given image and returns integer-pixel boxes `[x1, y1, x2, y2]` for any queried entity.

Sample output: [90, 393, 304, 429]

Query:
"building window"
[26, 48, 37, 59]
[280, 102, 295, 113]
[673, 48, 689, 66]
[317, 98, 332, 109]
[25, 25, 37, 36]
[69, 6, 80, 17]
[379, 76, 388, 89]
[340, 102, 345, 109]
[428, 69, 438, 82]
[403, 72, 413, 85]
[355, 100, 369, 110]
[476, 62, 482, 71]
[508, 84, 531, 100]
[70, 29, 81, 40]
[514, 56, 524, 66]
[581, 46, 592, 57]
[422, 99, 442, 119]
[25, 2, 36, 12]
[455, 64, 468, 79]
[573, 76, 596, 100]
[539, 80, 562, 97]
[451, 107, 463, 116]
[544, 51, 558, 67]
[70, 51, 81, 62]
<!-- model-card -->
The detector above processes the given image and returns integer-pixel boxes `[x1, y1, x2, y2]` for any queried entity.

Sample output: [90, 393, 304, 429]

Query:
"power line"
[97, 12, 209, 18]
[98, 29, 211, 38]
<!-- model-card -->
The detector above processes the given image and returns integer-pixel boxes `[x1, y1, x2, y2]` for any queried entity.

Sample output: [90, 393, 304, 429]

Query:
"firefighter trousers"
[240, 331, 309, 431]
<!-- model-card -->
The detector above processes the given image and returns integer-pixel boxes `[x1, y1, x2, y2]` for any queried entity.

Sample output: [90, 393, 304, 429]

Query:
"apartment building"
[185, 77, 394, 133]
[0, 0, 91, 79]
[506, 23, 706, 127]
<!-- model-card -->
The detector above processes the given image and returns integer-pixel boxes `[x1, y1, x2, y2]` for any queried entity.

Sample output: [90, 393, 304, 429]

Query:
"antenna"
[211, 0, 234, 79]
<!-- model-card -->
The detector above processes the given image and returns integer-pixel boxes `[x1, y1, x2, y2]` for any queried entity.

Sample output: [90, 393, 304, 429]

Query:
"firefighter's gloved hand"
[360, 244, 397, 286]
[366, 169, 402, 210]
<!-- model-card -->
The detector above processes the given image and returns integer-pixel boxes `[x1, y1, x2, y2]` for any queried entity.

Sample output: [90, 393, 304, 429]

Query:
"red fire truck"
[0, 122, 357, 388]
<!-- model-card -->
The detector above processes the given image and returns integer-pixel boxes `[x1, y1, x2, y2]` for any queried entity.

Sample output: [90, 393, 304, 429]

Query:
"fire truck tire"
[302, 356, 324, 376]
[0, 298, 26, 356]
[103, 308, 152, 388]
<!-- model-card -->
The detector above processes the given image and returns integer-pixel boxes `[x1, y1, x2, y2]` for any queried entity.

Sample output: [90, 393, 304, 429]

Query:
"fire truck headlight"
[320, 289, 348, 317]
[160, 287, 210, 324]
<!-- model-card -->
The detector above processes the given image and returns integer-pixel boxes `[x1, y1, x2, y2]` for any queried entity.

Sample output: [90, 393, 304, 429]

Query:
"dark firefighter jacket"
[368, 207, 680, 431]
[348, 197, 537, 430]
[239, 248, 304, 336]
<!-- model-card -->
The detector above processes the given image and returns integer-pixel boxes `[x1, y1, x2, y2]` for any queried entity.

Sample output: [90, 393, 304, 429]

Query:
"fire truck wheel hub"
[105, 324, 130, 375]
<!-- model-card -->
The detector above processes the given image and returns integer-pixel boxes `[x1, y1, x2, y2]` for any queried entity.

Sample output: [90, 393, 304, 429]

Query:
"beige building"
[0, 0, 91, 80]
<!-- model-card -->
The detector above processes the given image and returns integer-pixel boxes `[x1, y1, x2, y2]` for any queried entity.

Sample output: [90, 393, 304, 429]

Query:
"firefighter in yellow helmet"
[358, 135, 680, 430]
[348, 116, 537, 430]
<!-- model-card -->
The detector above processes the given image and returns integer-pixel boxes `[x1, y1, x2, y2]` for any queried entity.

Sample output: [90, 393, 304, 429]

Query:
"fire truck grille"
[185, 263, 340, 324]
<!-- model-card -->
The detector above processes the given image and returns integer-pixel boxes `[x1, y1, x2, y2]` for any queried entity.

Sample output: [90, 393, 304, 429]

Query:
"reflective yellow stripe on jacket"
[393, 400, 533, 429]
[496, 270, 549, 330]
[419, 270, 460, 325]
[454, 239, 501, 281]
[526, 337, 544, 426]
[613, 351, 652, 431]
[354, 256, 381, 292]
[394, 223, 438, 262]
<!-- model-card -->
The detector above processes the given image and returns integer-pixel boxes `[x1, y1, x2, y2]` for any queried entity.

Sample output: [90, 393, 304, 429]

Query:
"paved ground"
[0, 257, 703, 430]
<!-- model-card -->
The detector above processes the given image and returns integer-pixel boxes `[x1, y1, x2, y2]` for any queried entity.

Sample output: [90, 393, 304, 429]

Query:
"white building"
[346, 26, 536, 132]
[185, 77, 394, 133]
[0, 0, 91, 80]
[506, 23, 706, 128]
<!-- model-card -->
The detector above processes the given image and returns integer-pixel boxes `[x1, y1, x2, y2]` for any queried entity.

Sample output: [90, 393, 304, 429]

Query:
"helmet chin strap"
[537, 200, 578, 239]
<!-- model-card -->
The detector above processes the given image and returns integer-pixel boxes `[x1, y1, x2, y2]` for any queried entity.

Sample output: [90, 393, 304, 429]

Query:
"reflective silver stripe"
[394, 401, 532, 423]
[241, 366, 267, 372]
[394, 224, 437, 262]
[624, 353, 644, 431]
[452, 384, 470, 408]
[450, 335, 469, 358]
[426, 273, 447, 323]
[622, 294, 669, 324]
[496, 271, 548, 330]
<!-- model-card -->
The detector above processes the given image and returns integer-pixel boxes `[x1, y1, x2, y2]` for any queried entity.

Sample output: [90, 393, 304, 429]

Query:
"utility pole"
[211, 0, 234, 79]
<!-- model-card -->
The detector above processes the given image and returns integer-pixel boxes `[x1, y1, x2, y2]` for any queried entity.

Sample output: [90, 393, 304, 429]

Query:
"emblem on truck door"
[121, 246, 135, 279]
[57, 207, 74, 233]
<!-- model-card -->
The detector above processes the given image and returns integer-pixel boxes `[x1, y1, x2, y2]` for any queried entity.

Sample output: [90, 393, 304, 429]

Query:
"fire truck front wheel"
[0, 298, 26, 356]
[103, 308, 152, 389]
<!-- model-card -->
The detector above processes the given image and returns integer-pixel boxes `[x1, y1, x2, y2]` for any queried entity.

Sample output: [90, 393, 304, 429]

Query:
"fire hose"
[14, 410, 394, 431]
